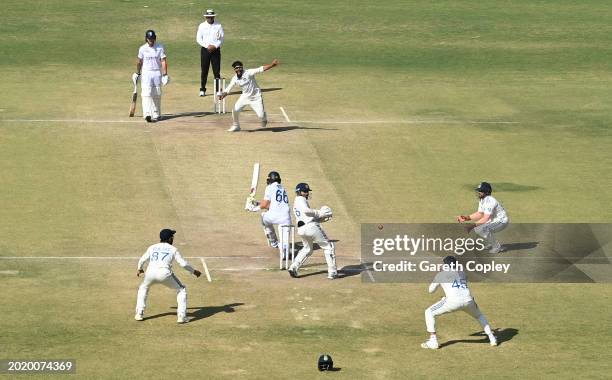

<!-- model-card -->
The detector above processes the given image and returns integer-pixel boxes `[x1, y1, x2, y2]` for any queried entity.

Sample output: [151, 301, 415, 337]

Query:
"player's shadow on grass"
[438, 328, 518, 348]
[503, 242, 539, 252]
[246, 125, 337, 133]
[261, 87, 282, 93]
[143, 303, 244, 322]
[161, 111, 214, 120]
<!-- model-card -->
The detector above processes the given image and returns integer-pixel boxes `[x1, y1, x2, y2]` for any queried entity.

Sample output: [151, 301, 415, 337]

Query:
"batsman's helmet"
[266, 171, 281, 185]
[443, 256, 457, 265]
[295, 182, 311, 194]
[475, 182, 492, 195]
[145, 30, 157, 41]
[318, 354, 334, 371]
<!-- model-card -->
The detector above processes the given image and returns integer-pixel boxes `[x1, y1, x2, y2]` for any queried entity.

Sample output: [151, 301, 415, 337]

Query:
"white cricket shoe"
[134, 312, 144, 321]
[227, 125, 241, 132]
[177, 315, 188, 324]
[489, 244, 505, 254]
[199, 90, 205, 97]
[488, 334, 498, 346]
[270, 241, 279, 249]
[327, 272, 338, 280]
[421, 338, 439, 350]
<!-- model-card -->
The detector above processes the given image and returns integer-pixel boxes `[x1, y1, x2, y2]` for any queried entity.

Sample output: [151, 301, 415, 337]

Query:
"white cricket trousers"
[136, 268, 187, 318]
[292, 222, 337, 276]
[425, 297, 492, 335]
[261, 212, 291, 246]
[232, 94, 267, 128]
[473, 220, 508, 248]
[141, 70, 162, 119]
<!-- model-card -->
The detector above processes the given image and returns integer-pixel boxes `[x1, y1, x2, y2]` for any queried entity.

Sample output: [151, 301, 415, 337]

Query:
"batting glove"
[161, 74, 169, 86]
[132, 72, 140, 85]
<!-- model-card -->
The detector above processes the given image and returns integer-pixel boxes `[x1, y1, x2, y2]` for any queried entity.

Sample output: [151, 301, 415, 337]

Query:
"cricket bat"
[250, 163, 260, 196]
[128, 83, 138, 117]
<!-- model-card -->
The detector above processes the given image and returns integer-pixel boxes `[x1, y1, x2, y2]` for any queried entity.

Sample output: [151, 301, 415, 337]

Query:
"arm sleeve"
[216, 25, 224, 48]
[301, 200, 320, 217]
[137, 250, 150, 270]
[263, 185, 273, 201]
[428, 282, 439, 293]
[246, 66, 264, 76]
[160, 45, 166, 60]
[222, 76, 235, 93]
[137, 47, 144, 60]
[174, 250, 195, 274]
[196, 24, 204, 47]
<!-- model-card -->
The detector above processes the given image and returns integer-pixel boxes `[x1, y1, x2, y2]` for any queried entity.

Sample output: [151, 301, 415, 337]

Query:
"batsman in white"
[132, 30, 170, 123]
[422, 256, 497, 349]
[288, 183, 337, 279]
[135, 229, 201, 323]
[457, 182, 509, 254]
[245, 171, 292, 250]
[219, 59, 280, 132]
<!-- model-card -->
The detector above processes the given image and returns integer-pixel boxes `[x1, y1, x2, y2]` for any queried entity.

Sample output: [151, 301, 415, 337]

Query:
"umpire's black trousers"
[200, 47, 221, 92]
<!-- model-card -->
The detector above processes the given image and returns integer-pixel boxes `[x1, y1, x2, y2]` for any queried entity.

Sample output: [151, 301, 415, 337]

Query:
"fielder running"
[457, 182, 509, 254]
[219, 59, 279, 132]
[135, 229, 201, 323]
[288, 183, 337, 279]
[422, 256, 497, 349]
[132, 30, 170, 122]
[245, 171, 292, 250]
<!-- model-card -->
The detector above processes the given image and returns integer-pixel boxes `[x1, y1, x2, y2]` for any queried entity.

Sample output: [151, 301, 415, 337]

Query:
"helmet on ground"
[318, 354, 333, 371]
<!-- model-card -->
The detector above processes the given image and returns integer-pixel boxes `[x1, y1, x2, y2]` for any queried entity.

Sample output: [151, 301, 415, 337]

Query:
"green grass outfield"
[1, 1, 612, 378]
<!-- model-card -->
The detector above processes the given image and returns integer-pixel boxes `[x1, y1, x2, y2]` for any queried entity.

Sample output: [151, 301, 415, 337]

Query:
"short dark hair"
[232, 61, 243, 68]
[159, 228, 176, 242]
[443, 256, 457, 265]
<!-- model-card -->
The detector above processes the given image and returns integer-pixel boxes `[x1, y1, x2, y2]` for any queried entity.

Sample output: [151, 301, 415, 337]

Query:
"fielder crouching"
[422, 256, 497, 349]
[288, 183, 337, 279]
[135, 229, 201, 323]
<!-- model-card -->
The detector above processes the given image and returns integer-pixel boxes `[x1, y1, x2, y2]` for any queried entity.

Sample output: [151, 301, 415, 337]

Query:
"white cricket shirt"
[263, 182, 291, 220]
[196, 21, 224, 48]
[224, 67, 264, 98]
[138, 43, 166, 72]
[138, 242, 194, 273]
[429, 270, 473, 303]
[478, 195, 508, 223]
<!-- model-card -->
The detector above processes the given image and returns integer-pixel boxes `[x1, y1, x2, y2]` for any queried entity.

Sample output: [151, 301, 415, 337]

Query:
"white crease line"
[0, 256, 361, 260]
[363, 263, 376, 283]
[279, 107, 291, 123]
[0, 270, 19, 275]
[0, 119, 143, 124]
[295, 120, 519, 125]
[200, 258, 212, 282]
[0, 118, 518, 125]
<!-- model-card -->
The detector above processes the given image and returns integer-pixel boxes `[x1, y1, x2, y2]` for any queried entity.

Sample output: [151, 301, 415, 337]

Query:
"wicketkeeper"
[135, 229, 201, 323]
[288, 183, 337, 279]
